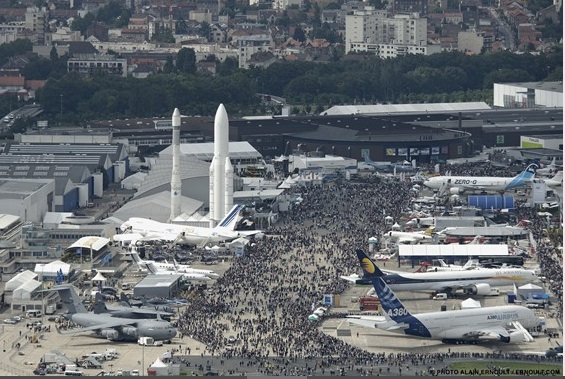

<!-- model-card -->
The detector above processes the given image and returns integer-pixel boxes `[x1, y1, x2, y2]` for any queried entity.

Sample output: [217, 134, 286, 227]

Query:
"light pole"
[60, 94, 63, 121]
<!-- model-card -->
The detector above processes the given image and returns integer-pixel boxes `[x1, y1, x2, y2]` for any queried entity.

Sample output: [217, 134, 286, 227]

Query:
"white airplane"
[536, 157, 561, 177]
[114, 204, 261, 247]
[423, 164, 537, 195]
[129, 249, 219, 278]
[143, 261, 214, 282]
[405, 216, 435, 227]
[383, 226, 435, 244]
[342, 249, 537, 294]
[426, 258, 481, 272]
[543, 171, 562, 189]
[346, 250, 542, 344]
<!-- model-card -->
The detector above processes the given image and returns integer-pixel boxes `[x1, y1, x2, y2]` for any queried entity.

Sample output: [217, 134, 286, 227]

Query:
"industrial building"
[132, 274, 185, 299]
[493, 82, 563, 108]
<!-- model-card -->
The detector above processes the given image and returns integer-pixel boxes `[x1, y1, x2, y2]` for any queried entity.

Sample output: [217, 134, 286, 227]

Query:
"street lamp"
[60, 94, 63, 120]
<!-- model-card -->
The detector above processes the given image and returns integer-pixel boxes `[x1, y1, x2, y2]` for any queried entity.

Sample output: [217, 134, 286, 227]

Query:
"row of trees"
[27, 48, 561, 125]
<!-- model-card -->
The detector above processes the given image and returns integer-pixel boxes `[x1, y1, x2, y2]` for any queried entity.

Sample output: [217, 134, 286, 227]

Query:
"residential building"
[67, 54, 128, 77]
[237, 34, 274, 69]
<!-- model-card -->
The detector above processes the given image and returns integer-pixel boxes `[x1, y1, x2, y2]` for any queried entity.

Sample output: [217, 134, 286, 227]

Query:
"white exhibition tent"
[460, 298, 481, 309]
[34, 260, 71, 279]
[13, 279, 42, 301]
[5, 270, 38, 291]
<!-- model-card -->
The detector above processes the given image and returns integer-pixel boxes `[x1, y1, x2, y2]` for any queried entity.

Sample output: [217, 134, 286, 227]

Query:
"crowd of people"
[175, 162, 563, 372]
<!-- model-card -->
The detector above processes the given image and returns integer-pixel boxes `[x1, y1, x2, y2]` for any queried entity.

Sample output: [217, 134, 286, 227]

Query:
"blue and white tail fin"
[356, 250, 412, 322]
[505, 164, 537, 190]
[144, 262, 159, 275]
[216, 204, 244, 230]
[51, 284, 88, 314]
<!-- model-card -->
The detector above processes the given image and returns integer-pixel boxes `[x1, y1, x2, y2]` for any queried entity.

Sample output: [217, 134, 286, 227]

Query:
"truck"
[359, 296, 380, 311]
[138, 336, 154, 346]
[45, 305, 56, 315]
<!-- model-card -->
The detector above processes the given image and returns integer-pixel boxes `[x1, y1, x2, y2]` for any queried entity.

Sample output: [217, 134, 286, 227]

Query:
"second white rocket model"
[170, 108, 182, 221]
[209, 103, 233, 227]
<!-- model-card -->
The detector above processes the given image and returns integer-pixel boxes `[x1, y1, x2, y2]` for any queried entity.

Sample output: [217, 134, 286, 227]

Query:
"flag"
[56, 268, 64, 285]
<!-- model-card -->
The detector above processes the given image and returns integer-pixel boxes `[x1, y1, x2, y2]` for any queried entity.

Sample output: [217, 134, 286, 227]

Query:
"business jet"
[51, 285, 177, 342]
[536, 157, 561, 177]
[143, 261, 214, 282]
[362, 156, 417, 173]
[423, 164, 537, 195]
[426, 258, 481, 272]
[129, 249, 219, 278]
[543, 171, 562, 189]
[341, 249, 537, 295]
[114, 204, 261, 247]
[346, 250, 542, 344]
[383, 226, 435, 244]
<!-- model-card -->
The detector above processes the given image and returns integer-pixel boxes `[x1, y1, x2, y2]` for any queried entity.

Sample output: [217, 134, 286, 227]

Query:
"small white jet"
[346, 250, 542, 344]
[114, 204, 261, 247]
[426, 258, 481, 272]
[129, 249, 219, 278]
[536, 157, 561, 177]
[143, 261, 214, 282]
[383, 226, 435, 244]
[423, 164, 537, 195]
[543, 171, 562, 189]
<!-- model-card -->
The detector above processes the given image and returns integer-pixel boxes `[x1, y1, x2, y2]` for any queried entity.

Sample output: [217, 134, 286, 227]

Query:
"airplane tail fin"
[216, 204, 245, 230]
[371, 276, 414, 323]
[144, 262, 159, 275]
[423, 226, 435, 236]
[507, 164, 537, 190]
[550, 171, 562, 181]
[51, 284, 88, 314]
[363, 155, 374, 164]
[93, 292, 109, 314]
[356, 249, 386, 278]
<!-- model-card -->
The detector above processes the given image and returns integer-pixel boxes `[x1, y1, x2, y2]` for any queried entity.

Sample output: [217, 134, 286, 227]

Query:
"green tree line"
[24, 47, 561, 124]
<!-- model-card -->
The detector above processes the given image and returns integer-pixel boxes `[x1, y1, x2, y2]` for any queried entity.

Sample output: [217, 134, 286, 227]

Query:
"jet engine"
[121, 326, 138, 337]
[468, 283, 491, 295]
[499, 330, 525, 343]
[449, 187, 465, 195]
[100, 329, 119, 340]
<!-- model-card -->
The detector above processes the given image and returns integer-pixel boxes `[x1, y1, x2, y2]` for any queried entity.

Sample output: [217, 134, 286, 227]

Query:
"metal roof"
[322, 102, 491, 116]
[399, 244, 509, 257]
[135, 274, 183, 287]
[159, 141, 261, 162]
[0, 213, 20, 229]
[67, 236, 111, 251]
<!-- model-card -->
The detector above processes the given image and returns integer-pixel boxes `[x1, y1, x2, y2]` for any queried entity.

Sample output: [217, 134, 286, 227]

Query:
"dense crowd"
[176, 164, 562, 371]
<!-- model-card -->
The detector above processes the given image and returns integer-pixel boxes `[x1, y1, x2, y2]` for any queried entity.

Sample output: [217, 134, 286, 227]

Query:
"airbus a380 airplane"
[346, 250, 542, 344]
[341, 250, 537, 295]
[114, 204, 261, 247]
[423, 164, 537, 195]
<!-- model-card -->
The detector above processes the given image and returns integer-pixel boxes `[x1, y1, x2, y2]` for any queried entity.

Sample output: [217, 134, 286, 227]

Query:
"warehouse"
[133, 274, 185, 299]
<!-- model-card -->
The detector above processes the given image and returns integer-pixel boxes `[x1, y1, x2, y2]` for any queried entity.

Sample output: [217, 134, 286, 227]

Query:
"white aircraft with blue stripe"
[115, 204, 260, 247]
[423, 164, 537, 195]
[346, 250, 542, 344]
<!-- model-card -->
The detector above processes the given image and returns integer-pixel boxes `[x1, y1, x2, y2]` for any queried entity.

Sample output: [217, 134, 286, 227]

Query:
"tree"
[293, 27, 306, 42]
[163, 55, 176, 74]
[175, 48, 196, 74]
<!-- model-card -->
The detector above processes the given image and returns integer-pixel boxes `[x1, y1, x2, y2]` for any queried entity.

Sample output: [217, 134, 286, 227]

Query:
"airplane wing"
[444, 325, 512, 341]
[346, 315, 387, 328]
[397, 236, 416, 244]
[58, 318, 137, 334]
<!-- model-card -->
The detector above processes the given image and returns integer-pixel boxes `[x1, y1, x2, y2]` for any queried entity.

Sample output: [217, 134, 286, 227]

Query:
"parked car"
[3, 318, 17, 324]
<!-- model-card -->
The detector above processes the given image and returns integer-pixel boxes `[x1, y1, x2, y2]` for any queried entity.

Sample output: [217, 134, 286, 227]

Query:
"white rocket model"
[170, 108, 182, 222]
[209, 104, 233, 227]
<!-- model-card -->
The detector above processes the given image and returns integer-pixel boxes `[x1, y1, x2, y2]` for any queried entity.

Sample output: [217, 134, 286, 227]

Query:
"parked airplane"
[143, 261, 214, 282]
[341, 249, 537, 294]
[383, 226, 435, 244]
[423, 164, 537, 195]
[536, 157, 561, 177]
[363, 156, 417, 173]
[426, 258, 481, 272]
[114, 204, 261, 247]
[92, 292, 175, 319]
[543, 171, 562, 189]
[129, 249, 219, 278]
[346, 250, 542, 344]
[51, 284, 177, 342]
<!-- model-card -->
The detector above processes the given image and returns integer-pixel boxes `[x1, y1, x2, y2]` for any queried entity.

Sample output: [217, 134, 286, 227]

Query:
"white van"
[432, 293, 448, 300]
[26, 309, 42, 318]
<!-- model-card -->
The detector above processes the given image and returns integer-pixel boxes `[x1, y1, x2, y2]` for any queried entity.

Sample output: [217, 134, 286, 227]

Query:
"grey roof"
[113, 191, 203, 223]
[0, 164, 91, 183]
[0, 178, 53, 200]
[159, 141, 261, 162]
[135, 274, 183, 288]
[503, 81, 563, 93]
[322, 102, 492, 116]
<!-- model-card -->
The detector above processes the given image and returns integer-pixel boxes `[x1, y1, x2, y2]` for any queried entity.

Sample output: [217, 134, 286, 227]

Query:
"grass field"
[442, 361, 563, 376]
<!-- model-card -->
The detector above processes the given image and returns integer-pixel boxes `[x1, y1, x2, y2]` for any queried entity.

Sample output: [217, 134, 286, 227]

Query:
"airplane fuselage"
[378, 306, 539, 341]
[377, 268, 536, 292]
[425, 176, 518, 192]
[69, 314, 177, 341]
